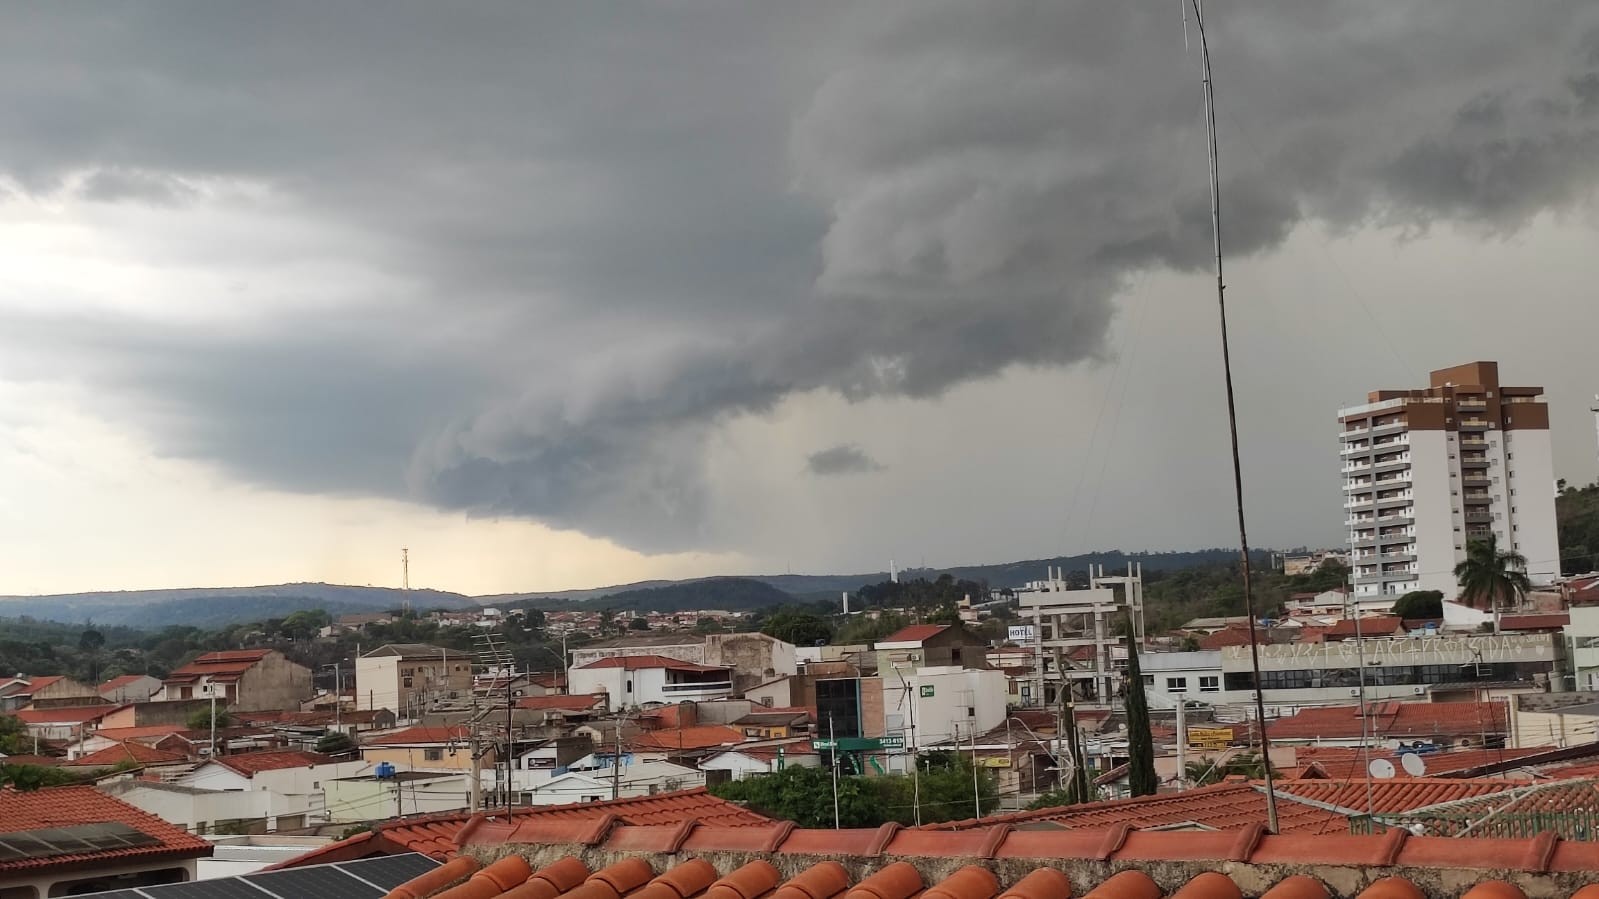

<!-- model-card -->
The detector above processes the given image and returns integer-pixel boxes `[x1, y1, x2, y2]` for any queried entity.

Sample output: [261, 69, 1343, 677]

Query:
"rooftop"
[878, 624, 953, 645]
[384, 818, 1599, 899]
[211, 749, 341, 775]
[516, 694, 609, 712]
[97, 674, 153, 691]
[272, 787, 775, 868]
[362, 643, 457, 659]
[13, 704, 121, 725]
[0, 784, 212, 873]
[367, 725, 472, 746]
[164, 648, 273, 683]
[1268, 701, 1508, 741]
[630, 725, 746, 751]
[577, 655, 728, 672]
[64, 740, 190, 768]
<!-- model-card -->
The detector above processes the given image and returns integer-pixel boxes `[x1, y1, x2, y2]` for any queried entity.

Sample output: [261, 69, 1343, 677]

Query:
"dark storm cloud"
[1, 2, 1598, 551]
[807, 445, 885, 476]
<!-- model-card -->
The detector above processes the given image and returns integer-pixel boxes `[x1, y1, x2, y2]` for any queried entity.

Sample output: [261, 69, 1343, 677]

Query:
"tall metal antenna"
[401, 547, 411, 615]
[1187, 0, 1278, 833]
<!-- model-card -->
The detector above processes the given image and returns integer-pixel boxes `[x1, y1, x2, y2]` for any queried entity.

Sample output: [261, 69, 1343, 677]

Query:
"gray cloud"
[0, 3, 1597, 555]
[806, 445, 885, 476]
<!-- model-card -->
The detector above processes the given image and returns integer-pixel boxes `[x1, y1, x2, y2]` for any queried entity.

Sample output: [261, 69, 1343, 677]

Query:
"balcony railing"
[661, 681, 734, 694]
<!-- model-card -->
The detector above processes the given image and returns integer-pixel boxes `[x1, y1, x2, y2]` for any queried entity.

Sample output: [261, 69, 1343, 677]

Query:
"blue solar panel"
[244, 866, 379, 899]
[335, 853, 442, 890]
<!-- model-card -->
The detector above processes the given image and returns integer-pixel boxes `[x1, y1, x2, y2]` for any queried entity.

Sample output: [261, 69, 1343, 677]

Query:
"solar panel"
[140, 878, 275, 899]
[243, 866, 382, 899]
[334, 853, 441, 890]
[0, 823, 159, 863]
[64, 891, 150, 899]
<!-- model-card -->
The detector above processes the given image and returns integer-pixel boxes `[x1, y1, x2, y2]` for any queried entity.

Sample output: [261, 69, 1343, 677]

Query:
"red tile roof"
[13, 705, 121, 725]
[710, 740, 818, 762]
[0, 754, 64, 767]
[93, 725, 189, 742]
[576, 655, 727, 672]
[629, 725, 745, 751]
[65, 741, 190, 768]
[1320, 616, 1405, 640]
[0, 785, 211, 873]
[1288, 746, 1546, 780]
[925, 782, 1343, 833]
[212, 749, 339, 775]
[24, 675, 64, 693]
[366, 725, 471, 745]
[97, 674, 151, 691]
[1497, 613, 1570, 631]
[164, 648, 271, 683]
[1268, 701, 1508, 741]
[1271, 778, 1522, 816]
[1198, 626, 1256, 650]
[878, 624, 950, 644]
[390, 821, 1599, 899]
[515, 693, 607, 712]
[270, 787, 775, 868]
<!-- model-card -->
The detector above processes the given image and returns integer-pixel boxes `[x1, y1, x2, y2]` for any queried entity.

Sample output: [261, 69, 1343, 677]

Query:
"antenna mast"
[1188, 0, 1278, 832]
[402, 547, 411, 615]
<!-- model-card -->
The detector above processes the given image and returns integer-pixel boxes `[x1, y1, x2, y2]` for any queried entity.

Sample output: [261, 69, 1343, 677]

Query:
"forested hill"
[0, 583, 475, 629]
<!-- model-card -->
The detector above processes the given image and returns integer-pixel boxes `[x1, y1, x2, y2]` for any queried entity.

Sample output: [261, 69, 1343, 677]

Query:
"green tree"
[1454, 535, 1532, 613]
[188, 706, 235, 730]
[280, 609, 331, 641]
[1391, 590, 1444, 620]
[760, 610, 834, 646]
[0, 715, 32, 755]
[627, 617, 651, 631]
[1185, 751, 1272, 787]
[316, 731, 357, 755]
[1123, 618, 1157, 797]
[1, 763, 80, 791]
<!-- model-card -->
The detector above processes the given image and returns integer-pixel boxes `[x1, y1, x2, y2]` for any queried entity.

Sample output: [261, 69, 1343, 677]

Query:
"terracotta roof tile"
[386, 823, 1599, 899]
[97, 674, 151, 691]
[1268, 702, 1507, 741]
[0, 784, 211, 872]
[367, 725, 473, 745]
[13, 704, 121, 725]
[270, 787, 776, 869]
[516, 694, 608, 712]
[879, 624, 951, 644]
[629, 725, 745, 751]
[213, 748, 340, 775]
[1287, 747, 1545, 780]
[64, 740, 190, 768]
[1321, 616, 1405, 639]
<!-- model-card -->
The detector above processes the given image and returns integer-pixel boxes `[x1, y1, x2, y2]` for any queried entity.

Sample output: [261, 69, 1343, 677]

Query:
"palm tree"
[1453, 535, 1532, 613]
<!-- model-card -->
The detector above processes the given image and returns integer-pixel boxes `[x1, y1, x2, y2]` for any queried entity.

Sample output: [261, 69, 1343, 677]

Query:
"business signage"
[880, 735, 905, 750]
[1007, 625, 1036, 643]
[1186, 727, 1233, 750]
[919, 685, 935, 698]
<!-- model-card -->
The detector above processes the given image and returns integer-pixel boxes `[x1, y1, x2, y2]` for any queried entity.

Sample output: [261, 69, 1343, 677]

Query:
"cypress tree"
[1123, 614, 1158, 796]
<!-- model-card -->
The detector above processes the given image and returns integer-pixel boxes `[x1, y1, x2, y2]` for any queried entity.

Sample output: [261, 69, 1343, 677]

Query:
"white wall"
[1140, 651, 1224, 707]
[1504, 427, 1560, 584]
[99, 782, 272, 834]
[700, 751, 819, 781]
[323, 774, 469, 823]
[1410, 430, 1459, 599]
[885, 667, 1006, 748]
[355, 656, 398, 712]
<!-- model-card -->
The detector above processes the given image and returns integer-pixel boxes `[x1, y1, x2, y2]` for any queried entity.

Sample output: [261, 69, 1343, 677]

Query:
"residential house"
[699, 740, 820, 782]
[0, 785, 212, 896]
[97, 699, 216, 731]
[568, 656, 734, 711]
[13, 703, 122, 742]
[233, 709, 397, 751]
[730, 708, 809, 739]
[61, 741, 192, 778]
[354, 644, 473, 717]
[173, 749, 366, 830]
[512, 693, 607, 726]
[98, 674, 163, 705]
[872, 624, 989, 675]
[96, 778, 275, 837]
[522, 760, 704, 805]
[17, 675, 102, 708]
[158, 649, 312, 712]
[360, 725, 487, 774]
[323, 771, 471, 823]
[568, 633, 797, 693]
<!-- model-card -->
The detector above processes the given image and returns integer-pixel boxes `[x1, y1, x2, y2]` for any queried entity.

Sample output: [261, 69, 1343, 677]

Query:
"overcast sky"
[2, 2, 1598, 596]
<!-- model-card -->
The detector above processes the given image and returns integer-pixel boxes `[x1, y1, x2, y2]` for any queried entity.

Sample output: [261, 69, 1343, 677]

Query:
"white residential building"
[1339, 361, 1559, 601]
[567, 655, 734, 711]
[172, 750, 366, 829]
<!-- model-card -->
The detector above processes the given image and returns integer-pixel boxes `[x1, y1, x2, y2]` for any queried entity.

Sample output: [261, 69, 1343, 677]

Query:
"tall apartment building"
[1339, 361, 1559, 601]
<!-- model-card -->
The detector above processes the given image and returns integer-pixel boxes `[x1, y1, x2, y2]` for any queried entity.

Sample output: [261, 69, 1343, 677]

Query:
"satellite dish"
[1401, 752, 1427, 777]
[1368, 758, 1397, 779]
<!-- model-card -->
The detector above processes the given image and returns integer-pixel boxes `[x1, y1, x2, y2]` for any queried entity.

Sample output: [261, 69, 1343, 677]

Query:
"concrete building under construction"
[1016, 562, 1145, 708]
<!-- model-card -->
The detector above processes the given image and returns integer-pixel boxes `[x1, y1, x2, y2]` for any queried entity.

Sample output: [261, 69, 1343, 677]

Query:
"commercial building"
[1339, 361, 1559, 600]
[567, 655, 735, 711]
[354, 643, 473, 717]
[568, 633, 797, 693]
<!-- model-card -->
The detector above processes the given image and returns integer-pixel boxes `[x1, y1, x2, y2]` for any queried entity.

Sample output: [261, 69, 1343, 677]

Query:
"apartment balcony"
[1462, 474, 1490, 487]
[1460, 438, 1488, 449]
[1459, 419, 1492, 432]
[1340, 425, 1371, 438]
[1350, 535, 1378, 549]
[1373, 473, 1412, 487]
[1370, 419, 1408, 436]
[1462, 493, 1492, 505]
[1342, 460, 1372, 473]
[1372, 455, 1411, 472]
[1377, 551, 1417, 563]
[659, 680, 734, 699]
[1341, 443, 1371, 457]
[1456, 398, 1488, 410]
[1376, 509, 1414, 524]
[1375, 492, 1413, 507]
[1460, 455, 1489, 468]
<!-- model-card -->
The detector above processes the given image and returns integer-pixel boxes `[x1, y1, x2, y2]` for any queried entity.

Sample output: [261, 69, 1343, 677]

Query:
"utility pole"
[829, 715, 840, 829]
[469, 733, 482, 813]
[209, 683, 218, 760]
[1175, 698, 1187, 790]
[612, 716, 623, 800]
[969, 720, 982, 819]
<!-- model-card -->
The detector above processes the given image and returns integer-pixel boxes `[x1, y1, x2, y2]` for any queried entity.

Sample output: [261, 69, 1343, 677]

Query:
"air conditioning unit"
[1349, 688, 1360, 697]
[1412, 686, 1426, 696]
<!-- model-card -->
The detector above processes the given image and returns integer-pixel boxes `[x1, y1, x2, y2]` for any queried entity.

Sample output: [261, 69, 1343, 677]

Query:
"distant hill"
[0, 583, 476, 629]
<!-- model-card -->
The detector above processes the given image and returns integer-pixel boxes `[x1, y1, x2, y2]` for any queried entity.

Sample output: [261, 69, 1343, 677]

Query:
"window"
[424, 748, 443, 761]
[1143, 675, 1154, 687]
[402, 677, 413, 688]
[1166, 677, 1188, 693]
[1199, 676, 1220, 693]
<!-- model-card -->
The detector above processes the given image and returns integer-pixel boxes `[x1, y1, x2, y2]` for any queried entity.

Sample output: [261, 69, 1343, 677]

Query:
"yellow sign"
[977, 756, 1012, 768]
[1187, 728, 1232, 750]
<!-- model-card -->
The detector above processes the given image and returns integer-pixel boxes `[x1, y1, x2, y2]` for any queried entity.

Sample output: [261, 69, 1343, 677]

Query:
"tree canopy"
[1391, 590, 1444, 620]
[1454, 535, 1531, 612]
